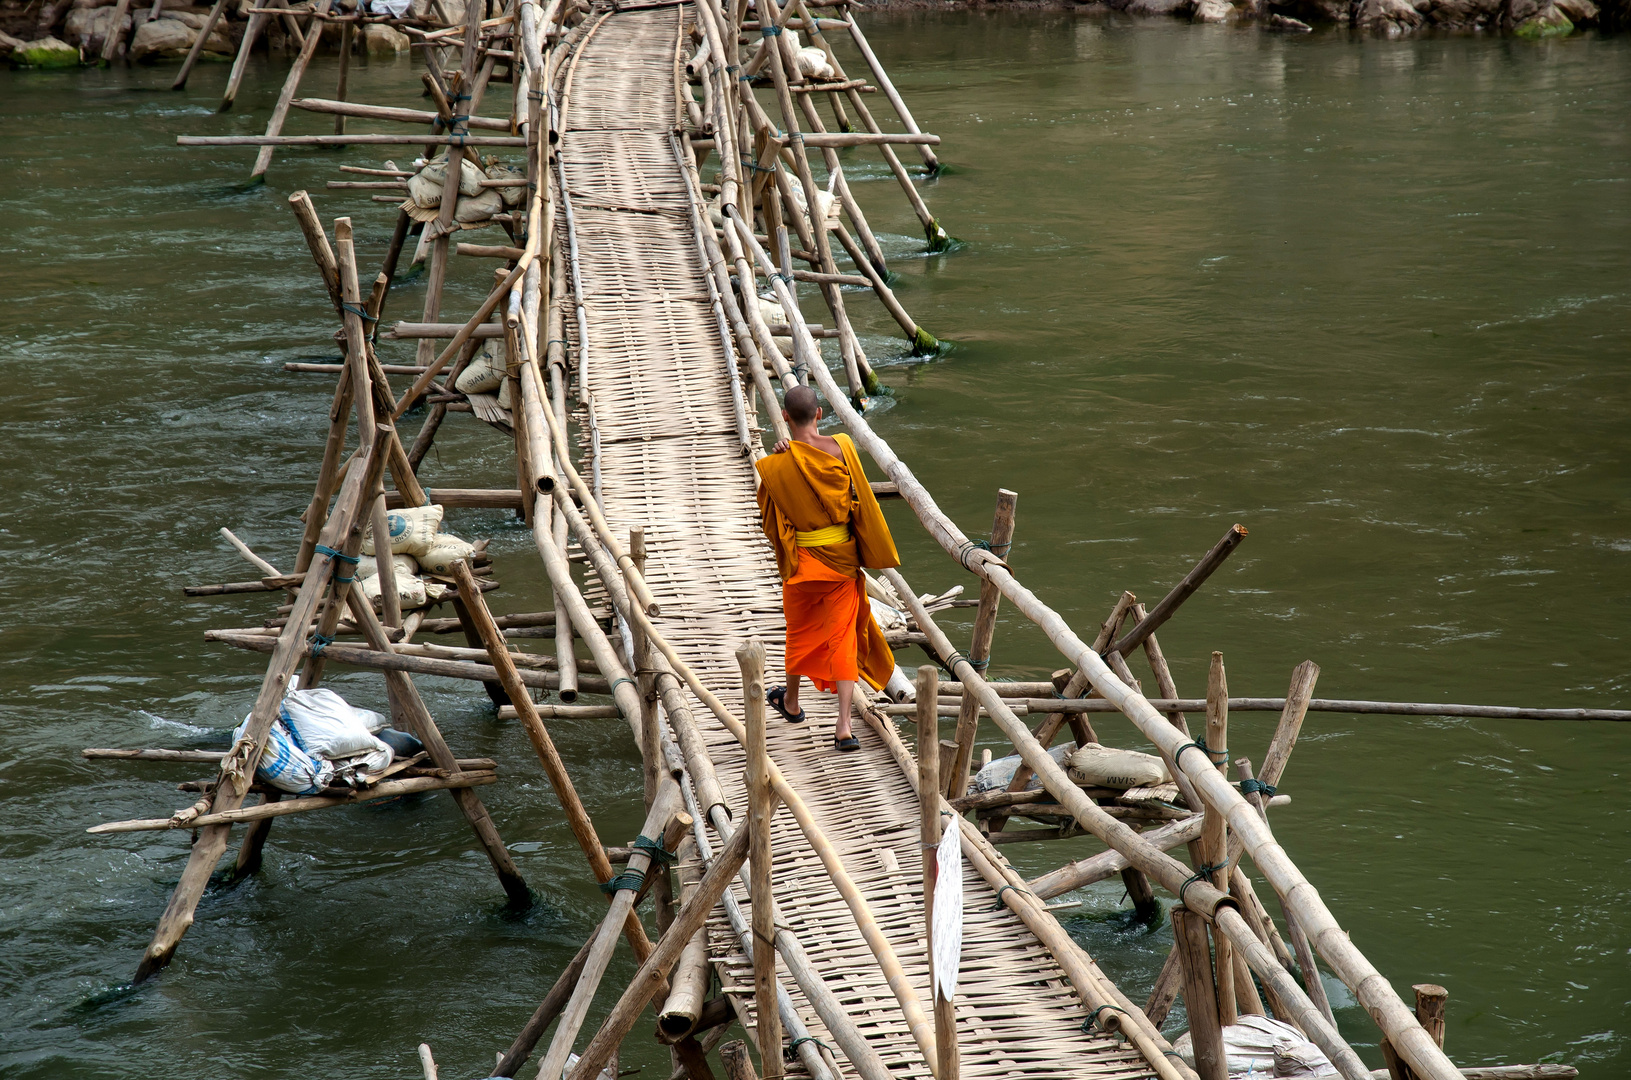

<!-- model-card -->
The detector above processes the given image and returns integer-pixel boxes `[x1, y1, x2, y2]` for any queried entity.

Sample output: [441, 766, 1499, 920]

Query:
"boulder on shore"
[360, 22, 410, 53]
[1504, 0, 1578, 32]
[11, 35, 81, 66]
[1353, 0, 1426, 33]
[129, 13, 228, 60]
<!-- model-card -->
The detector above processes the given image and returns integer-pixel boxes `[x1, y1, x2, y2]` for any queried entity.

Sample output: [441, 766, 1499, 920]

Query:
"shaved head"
[783, 385, 820, 426]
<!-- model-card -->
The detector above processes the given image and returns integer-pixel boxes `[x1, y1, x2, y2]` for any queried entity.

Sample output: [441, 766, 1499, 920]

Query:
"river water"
[1, 14, 1626, 1080]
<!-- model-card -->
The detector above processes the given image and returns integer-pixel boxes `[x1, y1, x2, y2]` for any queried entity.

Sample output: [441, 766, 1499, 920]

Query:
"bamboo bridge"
[77, 0, 1597, 1078]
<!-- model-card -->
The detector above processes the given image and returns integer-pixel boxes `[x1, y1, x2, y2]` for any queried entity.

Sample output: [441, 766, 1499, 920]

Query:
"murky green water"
[2, 16, 1627, 1080]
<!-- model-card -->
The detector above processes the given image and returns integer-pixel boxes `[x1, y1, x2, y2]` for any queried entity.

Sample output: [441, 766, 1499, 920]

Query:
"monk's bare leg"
[835, 681, 855, 741]
[785, 677, 802, 717]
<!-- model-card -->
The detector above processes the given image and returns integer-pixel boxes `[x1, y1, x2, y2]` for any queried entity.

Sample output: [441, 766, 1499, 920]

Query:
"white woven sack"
[455, 342, 505, 394]
[361, 503, 444, 556]
[417, 534, 475, 578]
[1066, 744, 1169, 790]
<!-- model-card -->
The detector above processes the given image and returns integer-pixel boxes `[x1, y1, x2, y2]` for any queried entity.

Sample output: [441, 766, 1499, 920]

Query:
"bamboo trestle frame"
[83, 1, 1599, 1078]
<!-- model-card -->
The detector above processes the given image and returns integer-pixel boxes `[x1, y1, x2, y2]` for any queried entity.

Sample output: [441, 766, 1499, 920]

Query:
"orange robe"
[755, 433, 900, 693]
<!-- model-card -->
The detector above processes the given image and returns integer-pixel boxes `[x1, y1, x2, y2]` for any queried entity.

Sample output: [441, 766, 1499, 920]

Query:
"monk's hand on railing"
[771, 438, 791, 455]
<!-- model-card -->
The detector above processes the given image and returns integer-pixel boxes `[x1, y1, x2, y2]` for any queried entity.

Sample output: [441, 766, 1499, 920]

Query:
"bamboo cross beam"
[179, 134, 531, 148]
[291, 97, 516, 130]
[88, 772, 499, 834]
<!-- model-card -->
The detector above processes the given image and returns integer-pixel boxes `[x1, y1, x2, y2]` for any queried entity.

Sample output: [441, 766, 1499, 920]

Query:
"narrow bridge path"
[556, 7, 1157, 1075]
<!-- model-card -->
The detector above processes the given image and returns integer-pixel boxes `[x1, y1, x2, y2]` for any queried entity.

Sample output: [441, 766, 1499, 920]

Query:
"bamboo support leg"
[1172, 907, 1227, 1080]
[946, 489, 1016, 799]
[333, 21, 354, 135]
[250, 0, 334, 180]
[230, 790, 282, 878]
[171, 0, 229, 88]
[1203, 652, 1236, 1026]
[448, 559, 655, 962]
[1144, 943, 1185, 1029]
[133, 429, 385, 982]
[100, 0, 133, 63]
[220, 0, 272, 110]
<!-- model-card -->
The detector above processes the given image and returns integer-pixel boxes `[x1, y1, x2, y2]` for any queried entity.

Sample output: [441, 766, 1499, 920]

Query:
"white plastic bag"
[279, 686, 394, 776]
[1171, 1016, 1338, 1078]
[234, 712, 333, 795]
[969, 743, 1075, 794]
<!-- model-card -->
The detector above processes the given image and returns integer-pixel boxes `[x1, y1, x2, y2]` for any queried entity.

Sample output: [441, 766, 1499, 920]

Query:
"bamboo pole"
[1108, 524, 1248, 658]
[99, 0, 133, 63]
[533, 782, 686, 1080]
[332, 23, 353, 137]
[249, 0, 335, 180]
[916, 667, 959, 1080]
[220, 0, 272, 111]
[170, 0, 229, 88]
[339, 579, 531, 905]
[856, 700, 1195, 1080]
[91, 772, 498, 833]
[946, 489, 1016, 799]
[842, 15, 939, 171]
[292, 97, 517, 129]
[448, 558, 656, 961]
[1202, 652, 1237, 1025]
[738, 639, 782, 1079]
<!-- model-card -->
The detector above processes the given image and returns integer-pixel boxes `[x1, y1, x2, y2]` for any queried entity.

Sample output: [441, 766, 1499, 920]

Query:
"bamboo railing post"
[447, 558, 656, 961]
[917, 666, 959, 1080]
[946, 489, 1016, 799]
[721, 1041, 759, 1080]
[1203, 652, 1237, 1026]
[631, 528, 658, 806]
[739, 639, 782, 1079]
[842, 15, 939, 172]
[250, 0, 335, 180]
[1172, 907, 1227, 1080]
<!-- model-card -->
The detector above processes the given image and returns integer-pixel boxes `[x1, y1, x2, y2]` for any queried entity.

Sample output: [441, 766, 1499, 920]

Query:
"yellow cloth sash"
[794, 523, 851, 548]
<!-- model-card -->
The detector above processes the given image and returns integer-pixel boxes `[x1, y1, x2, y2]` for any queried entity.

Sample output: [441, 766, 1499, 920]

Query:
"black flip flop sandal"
[834, 734, 860, 752]
[767, 685, 806, 724]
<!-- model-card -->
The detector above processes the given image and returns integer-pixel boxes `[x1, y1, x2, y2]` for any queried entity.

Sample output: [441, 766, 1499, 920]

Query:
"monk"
[755, 385, 899, 751]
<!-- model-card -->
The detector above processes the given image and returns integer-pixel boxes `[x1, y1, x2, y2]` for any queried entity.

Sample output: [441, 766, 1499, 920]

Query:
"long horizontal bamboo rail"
[89, 772, 497, 834]
[178, 134, 530, 147]
[879, 697, 1631, 722]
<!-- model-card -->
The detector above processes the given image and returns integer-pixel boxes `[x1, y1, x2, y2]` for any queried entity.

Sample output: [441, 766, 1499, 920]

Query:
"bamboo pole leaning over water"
[916, 667, 959, 1080]
[945, 489, 1016, 800]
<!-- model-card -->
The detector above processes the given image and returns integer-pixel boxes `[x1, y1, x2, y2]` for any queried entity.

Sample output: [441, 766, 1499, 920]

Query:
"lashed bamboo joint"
[86, 1, 1596, 1079]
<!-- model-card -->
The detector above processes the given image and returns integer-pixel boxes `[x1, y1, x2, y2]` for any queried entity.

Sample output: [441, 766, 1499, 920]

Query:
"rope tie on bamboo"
[989, 882, 1032, 911]
[939, 650, 968, 678]
[608, 676, 636, 697]
[957, 537, 1005, 570]
[761, 23, 782, 34]
[968, 656, 990, 671]
[598, 866, 644, 894]
[1178, 859, 1230, 909]
[339, 302, 378, 324]
[786, 1036, 833, 1059]
[1239, 778, 1276, 798]
[310, 632, 336, 657]
[630, 834, 678, 867]
[314, 545, 359, 568]
[1174, 736, 1227, 769]
[1080, 1005, 1126, 1033]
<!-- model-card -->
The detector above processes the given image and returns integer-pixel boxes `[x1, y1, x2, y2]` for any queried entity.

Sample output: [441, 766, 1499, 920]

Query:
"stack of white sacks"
[356, 504, 477, 611]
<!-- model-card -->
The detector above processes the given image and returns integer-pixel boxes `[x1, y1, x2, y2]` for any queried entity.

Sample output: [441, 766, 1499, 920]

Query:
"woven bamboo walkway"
[557, 6, 1156, 1076]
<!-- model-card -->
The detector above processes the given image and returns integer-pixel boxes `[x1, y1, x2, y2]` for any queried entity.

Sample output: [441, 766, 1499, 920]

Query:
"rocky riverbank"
[0, 0, 415, 69]
[2, 0, 1621, 72]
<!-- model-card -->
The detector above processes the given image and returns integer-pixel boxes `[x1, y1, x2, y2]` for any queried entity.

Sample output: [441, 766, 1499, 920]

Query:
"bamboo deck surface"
[557, 7, 1156, 1076]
